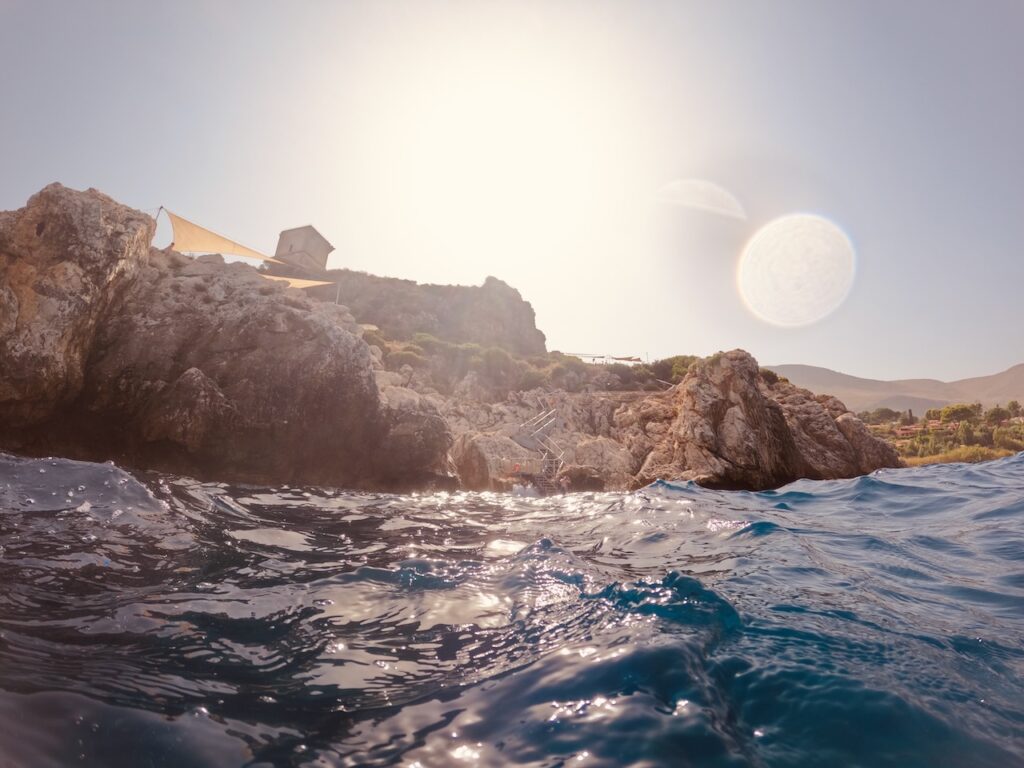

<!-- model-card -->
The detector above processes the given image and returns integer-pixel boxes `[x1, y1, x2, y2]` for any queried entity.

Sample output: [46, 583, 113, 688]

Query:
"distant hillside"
[951, 363, 1024, 405]
[765, 363, 1024, 412]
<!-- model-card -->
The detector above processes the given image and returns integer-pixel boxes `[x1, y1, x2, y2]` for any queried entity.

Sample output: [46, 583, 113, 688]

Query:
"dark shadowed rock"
[0, 184, 451, 488]
[0, 184, 154, 427]
[451, 433, 534, 491]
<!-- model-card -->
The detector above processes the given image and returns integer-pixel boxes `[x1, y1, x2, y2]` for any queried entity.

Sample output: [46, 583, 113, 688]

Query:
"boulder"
[622, 350, 902, 489]
[451, 433, 535, 491]
[0, 184, 154, 427]
[376, 386, 453, 487]
[568, 436, 635, 490]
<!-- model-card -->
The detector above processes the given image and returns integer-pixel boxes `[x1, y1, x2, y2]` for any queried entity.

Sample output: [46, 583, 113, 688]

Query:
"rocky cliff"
[436, 350, 903, 492]
[0, 184, 900, 493]
[0, 184, 450, 488]
[303, 269, 547, 355]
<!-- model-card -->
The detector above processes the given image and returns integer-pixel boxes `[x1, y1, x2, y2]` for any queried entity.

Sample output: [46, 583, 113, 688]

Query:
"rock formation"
[618, 350, 903, 489]
[0, 184, 900, 493]
[0, 184, 451, 488]
[436, 351, 902, 492]
[303, 268, 547, 355]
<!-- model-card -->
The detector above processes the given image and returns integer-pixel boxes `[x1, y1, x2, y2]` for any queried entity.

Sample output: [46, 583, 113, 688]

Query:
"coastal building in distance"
[274, 225, 334, 273]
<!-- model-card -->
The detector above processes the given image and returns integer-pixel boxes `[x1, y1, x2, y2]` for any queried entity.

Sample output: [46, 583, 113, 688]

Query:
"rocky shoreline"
[432, 350, 902, 491]
[0, 184, 902, 491]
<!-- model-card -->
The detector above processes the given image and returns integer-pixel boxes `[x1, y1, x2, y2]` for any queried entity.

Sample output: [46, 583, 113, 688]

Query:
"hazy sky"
[2, 0, 1022, 380]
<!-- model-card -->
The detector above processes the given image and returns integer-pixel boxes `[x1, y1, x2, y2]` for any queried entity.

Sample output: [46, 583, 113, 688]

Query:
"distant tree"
[985, 405, 1010, 426]
[868, 407, 901, 424]
[955, 421, 975, 446]
[924, 408, 942, 421]
[899, 409, 917, 426]
[1008, 400, 1022, 418]
[940, 403, 977, 424]
[994, 427, 1024, 452]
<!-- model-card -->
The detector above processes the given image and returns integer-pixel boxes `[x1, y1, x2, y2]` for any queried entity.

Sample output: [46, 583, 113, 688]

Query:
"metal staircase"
[514, 406, 565, 494]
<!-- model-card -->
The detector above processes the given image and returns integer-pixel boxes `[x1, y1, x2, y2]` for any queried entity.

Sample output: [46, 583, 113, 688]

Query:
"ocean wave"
[1, 452, 1022, 766]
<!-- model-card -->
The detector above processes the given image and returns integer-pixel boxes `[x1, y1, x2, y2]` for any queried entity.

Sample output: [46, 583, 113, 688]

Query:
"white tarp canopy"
[165, 210, 283, 264]
[259, 274, 333, 289]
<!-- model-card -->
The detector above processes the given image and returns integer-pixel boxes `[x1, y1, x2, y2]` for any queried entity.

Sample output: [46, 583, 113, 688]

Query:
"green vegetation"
[862, 401, 1024, 464]
[649, 355, 700, 385]
[363, 328, 702, 398]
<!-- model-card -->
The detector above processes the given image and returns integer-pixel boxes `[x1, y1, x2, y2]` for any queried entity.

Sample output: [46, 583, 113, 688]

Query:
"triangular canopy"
[165, 210, 283, 264]
[260, 274, 334, 289]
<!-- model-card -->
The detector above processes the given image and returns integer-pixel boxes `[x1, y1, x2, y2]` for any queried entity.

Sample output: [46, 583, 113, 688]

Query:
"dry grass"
[904, 446, 1015, 467]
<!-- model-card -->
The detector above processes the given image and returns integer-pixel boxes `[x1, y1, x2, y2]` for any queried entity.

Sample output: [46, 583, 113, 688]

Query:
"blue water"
[1, 452, 1022, 767]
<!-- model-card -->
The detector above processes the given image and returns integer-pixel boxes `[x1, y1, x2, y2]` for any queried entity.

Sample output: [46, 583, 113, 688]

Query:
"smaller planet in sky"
[738, 213, 856, 327]
[657, 179, 747, 220]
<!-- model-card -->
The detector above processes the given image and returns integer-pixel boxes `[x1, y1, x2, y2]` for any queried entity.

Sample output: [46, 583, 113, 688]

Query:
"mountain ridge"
[765, 362, 1024, 412]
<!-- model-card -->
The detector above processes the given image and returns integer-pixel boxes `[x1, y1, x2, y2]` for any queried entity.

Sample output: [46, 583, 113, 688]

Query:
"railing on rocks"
[508, 404, 565, 493]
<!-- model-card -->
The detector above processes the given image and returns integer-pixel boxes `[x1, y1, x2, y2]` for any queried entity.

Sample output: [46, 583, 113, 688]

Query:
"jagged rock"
[568, 436, 635, 490]
[0, 184, 154, 427]
[451, 433, 535, 491]
[0, 184, 452, 488]
[312, 270, 547, 355]
[376, 386, 453, 487]
[139, 367, 234, 453]
[453, 371, 491, 402]
[0, 185, 900, 494]
[835, 412, 903, 475]
[651, 351, 804, 489]
[621, 350, 902, 489]
[557, 464, 605, 492]
[444, 352, 900, 492]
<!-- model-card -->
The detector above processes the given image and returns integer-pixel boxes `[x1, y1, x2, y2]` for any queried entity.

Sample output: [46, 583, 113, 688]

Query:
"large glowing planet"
[738, 213, 855, 327]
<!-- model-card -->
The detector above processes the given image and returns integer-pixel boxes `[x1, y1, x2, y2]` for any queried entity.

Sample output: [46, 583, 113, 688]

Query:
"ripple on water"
[0, 451, 1023, 766]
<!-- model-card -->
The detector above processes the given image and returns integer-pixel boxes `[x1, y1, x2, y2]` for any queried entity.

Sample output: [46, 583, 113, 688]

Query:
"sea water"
[0, 451, 1021, 767]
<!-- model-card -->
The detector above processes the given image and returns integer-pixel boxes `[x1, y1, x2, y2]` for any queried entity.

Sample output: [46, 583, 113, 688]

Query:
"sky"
[1, 0, 1022, 381]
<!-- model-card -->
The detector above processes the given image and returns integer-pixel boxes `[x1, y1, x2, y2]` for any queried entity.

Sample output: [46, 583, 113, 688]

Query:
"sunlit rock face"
[0, 184, 452, 488]
[436, 352, 900, 492]
[619, 350, 902, 490]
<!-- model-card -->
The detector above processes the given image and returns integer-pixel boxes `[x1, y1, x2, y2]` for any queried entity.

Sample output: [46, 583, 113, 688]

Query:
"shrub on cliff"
[649, 355, 700, 384]
[386, 349, 429, 369]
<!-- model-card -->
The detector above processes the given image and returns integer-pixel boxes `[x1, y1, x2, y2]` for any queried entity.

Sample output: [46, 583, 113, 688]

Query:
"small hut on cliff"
[274, 226, 334, 273]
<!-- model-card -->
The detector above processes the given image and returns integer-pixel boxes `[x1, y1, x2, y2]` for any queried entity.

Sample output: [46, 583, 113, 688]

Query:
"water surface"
[1, 452, 1022, 766]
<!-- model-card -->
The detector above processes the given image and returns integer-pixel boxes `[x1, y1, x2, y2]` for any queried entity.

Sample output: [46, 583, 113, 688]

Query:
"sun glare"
[737, 213, 856, 327]
[657, 179, 747, 220]
[339, 12, 656, 284]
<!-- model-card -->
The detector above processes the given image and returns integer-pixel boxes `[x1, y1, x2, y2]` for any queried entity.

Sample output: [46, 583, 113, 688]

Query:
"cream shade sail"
[260, 274, 334, 289]
[165, 210, 283, 264]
